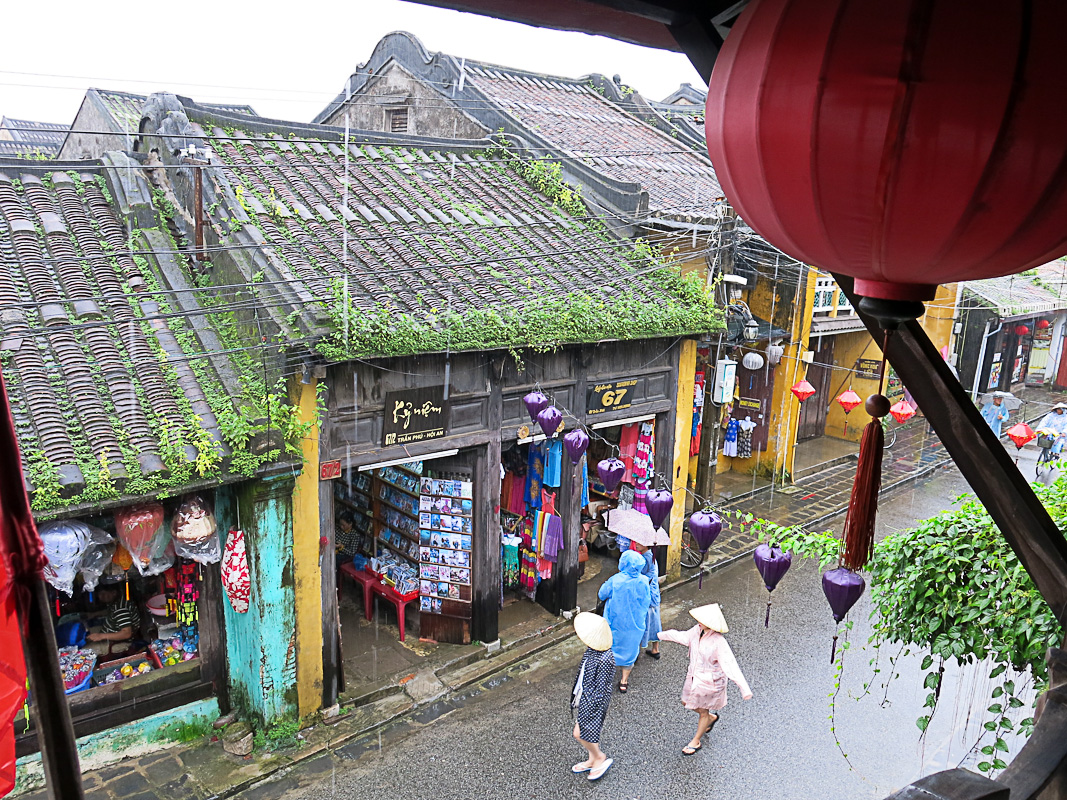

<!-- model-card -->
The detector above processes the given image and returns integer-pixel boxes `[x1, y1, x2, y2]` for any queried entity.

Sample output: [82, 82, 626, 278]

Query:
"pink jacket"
[659, 625, 752, 711]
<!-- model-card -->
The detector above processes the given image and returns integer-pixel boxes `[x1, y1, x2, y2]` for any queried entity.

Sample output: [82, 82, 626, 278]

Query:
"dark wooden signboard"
[382, 387, 448, 447]
[587, 379, 638, 415]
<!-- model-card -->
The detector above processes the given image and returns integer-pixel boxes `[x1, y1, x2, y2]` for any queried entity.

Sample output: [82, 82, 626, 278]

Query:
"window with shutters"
[388, 108, 409, 133]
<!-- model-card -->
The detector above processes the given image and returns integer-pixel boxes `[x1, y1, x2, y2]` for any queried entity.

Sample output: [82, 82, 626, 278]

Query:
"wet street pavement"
[237, 458, 1039, 800]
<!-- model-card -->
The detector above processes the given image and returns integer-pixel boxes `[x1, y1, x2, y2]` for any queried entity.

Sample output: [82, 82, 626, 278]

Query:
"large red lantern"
[791, 380, 816, 402]
[1006, 422, 1036, 450]
[1037, 319, 1051, 330]
[706, 0, 1067, 302]
[1015, 325, 1031, 336]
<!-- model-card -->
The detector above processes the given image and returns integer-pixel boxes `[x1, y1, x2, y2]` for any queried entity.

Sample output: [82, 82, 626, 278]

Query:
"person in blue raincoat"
[980, 395, 1009, 437]
[1038, 403, 1067, 453]
[598, 549, 651, 694]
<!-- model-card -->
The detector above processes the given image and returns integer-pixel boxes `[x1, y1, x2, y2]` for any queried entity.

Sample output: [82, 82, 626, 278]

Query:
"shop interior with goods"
[31, 494, 225, 751]
[497, 411, 667, 626]
[332, 451, 476, 691]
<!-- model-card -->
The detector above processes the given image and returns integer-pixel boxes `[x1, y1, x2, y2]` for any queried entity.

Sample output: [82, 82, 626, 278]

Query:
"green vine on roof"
[485, 137, 584, 217]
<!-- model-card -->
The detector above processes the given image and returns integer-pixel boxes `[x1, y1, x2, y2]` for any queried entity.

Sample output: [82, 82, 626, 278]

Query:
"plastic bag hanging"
[78, 526, 116, 593]
[114, 503, 175, 576]
[171, 495, 221, 565]
[39, 521, 93, 597]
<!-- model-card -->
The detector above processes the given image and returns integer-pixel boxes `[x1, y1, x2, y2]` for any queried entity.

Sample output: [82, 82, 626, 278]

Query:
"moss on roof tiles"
[204, 123, 722, 361]
[0, 165, 309, 514]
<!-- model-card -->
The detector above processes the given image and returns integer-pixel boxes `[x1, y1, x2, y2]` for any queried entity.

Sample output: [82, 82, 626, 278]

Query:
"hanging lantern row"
[689, 510, 723, 588]
[836, 389, 863, 437]
[791, 380, 816, 402]
[741, 352, 765, 371]
[753, 544, 791, 627]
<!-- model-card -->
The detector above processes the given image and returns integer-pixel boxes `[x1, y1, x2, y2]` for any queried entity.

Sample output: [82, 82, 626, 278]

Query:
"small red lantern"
[1037, 319, 1051, 330]
[888, 399, 916, 425]
[837, 389, 863, 436]
[791, 380, 816, 402]
[1006, 422, 1036, 450]
[706, 0, 1067, 301]
[836, 390, 862, 414]
[1015, 325, 1031, 336]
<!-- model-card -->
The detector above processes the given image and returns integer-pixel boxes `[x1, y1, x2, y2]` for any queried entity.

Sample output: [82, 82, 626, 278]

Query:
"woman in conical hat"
[570, 613, 615, 782]
[658, 603, 753, 755]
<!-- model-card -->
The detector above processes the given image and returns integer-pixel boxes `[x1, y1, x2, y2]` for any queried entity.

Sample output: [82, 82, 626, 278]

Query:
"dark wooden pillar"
[320, 409, 341, 705]
[473, 362, 503, 643]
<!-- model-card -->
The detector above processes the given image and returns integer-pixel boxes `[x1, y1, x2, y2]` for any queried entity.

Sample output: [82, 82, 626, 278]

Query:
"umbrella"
[978, 391, 1022, 411]
[604, 508, 670, 547]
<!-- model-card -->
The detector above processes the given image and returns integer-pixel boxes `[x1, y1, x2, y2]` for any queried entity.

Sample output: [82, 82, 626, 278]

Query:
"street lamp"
[724, 302, 760, 345]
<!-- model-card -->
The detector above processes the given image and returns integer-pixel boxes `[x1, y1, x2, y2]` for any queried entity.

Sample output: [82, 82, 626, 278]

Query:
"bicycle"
[1035, 430, 1061, 477]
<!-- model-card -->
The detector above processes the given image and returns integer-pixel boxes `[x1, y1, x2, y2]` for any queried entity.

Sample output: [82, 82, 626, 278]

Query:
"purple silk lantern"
[753, 544, 792, 627]
[645, 489, 674, 531]
[536, 405, 563, 438]
[822, 567, 866, 662]
[688, 510, 723, 589]
[688, 511, 723, 552]
[523, 391, 549, 421]
[597, 458, 626, 493]
[563, 429, 589, 464]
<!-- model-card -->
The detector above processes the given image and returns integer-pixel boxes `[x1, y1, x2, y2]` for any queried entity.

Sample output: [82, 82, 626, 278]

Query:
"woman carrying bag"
[659, 603, 753, 755]
[570, 612, 616, 781]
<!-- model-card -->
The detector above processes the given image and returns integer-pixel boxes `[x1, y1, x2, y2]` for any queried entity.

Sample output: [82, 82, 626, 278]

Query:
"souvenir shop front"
[320, 339, 687, 704]
[21, 491, 230, 756]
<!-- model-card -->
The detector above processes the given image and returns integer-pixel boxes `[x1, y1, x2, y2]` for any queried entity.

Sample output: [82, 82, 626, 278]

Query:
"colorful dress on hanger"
[737, 418, 757, 459]
[502, 535, 521, 589]
[524, 443, 545, 509]
[618, 423, 640, 482]
[723, 419, 740, 458]
[543, 440, 563, 488]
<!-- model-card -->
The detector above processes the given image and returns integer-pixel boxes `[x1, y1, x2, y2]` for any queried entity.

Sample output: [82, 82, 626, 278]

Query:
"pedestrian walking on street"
[980, 395, 1009, 437]
[597, 549, 652, 693]
[659, 603, 753, 755]
[571, 612, 616, 782]
[631, 542, 662, 659]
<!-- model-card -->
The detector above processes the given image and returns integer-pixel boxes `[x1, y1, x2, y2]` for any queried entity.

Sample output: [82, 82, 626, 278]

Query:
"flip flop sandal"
[708, 713, 720, 733]
[645, 650, 661, 660]
[588, 758, 614, 781]
[618, 681, 629, 693]
[572, 763, 593, 774]
[682, 744, 702, 756]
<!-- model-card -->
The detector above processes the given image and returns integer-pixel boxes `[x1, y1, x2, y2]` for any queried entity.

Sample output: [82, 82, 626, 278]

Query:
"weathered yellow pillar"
[668, 339, 698, 577]
[289, 377, 323, 718]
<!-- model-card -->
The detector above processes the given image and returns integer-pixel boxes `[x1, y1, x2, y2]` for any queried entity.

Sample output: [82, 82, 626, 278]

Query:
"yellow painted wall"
[714, 266, 816, 482]
[288, 377, 323, 718]
[821, 282, 958, 442]
[667, 339, 698, 577]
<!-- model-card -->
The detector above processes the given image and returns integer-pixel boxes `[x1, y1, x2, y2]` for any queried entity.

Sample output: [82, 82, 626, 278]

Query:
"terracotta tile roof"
[463, 66, 722, 219]
[0, 117, 68, 148]
[0, 159, 251, 511]
[186, 105, 719, 356]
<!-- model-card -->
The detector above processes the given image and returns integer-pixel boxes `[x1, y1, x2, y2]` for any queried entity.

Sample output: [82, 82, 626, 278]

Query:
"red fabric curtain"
[0, 366, 47, 796]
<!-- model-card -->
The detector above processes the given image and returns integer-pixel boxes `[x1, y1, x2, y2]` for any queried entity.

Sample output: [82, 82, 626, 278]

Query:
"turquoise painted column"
[216, 475, 298, 726]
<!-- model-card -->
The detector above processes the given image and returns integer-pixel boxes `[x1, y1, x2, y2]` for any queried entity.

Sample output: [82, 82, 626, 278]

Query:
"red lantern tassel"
[842, 413, 885, 572]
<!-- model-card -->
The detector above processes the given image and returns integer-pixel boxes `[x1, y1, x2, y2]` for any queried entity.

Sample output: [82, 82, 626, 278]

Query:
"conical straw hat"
[574, 611, 613, 651]
[690, 603, 729, 633]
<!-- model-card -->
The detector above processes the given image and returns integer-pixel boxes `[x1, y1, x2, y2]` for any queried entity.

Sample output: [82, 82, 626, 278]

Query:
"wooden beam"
[835, 274, 1067, 624]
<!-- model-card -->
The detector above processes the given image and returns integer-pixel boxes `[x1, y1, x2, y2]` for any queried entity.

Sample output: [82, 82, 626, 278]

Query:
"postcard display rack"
[334, 463, 422, 595]
[418, 477, 475, 644]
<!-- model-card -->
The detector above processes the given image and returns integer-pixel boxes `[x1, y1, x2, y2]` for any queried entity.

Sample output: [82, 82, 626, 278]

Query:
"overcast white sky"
[0, 0, 705, 126]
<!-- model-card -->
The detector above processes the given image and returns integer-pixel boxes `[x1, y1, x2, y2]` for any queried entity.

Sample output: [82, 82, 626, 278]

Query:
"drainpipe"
[971, 317, 1004, 400]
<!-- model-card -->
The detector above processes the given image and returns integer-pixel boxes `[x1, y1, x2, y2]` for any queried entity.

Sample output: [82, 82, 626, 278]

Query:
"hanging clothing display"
[722, 419, 740, 458]
[542, 515, 564, 563]
[524, 443, 545, 510]
[502, 535, 521, 589]
[632, 422, 655, 484]
[543, 440, 563, 488]
[618, 423, 640, 481]
[737, 417, 757, 459]
[690, 371, 706, 457]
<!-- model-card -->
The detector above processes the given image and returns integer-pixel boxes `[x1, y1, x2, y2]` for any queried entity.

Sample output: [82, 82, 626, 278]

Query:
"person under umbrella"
[597, 549, 651, 694]
[659, 603, 753, 755]
[1037, 403, 1067, 454]
[980, 394, 1010, 437]
[604, 508, 667, 661]
[570, 612, 615, 782]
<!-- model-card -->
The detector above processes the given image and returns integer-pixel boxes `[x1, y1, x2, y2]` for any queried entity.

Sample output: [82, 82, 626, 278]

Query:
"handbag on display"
[578, 540, 589, 564]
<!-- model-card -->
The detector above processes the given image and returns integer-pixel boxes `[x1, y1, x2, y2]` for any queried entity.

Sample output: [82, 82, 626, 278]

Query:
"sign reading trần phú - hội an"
[383, 387, 448, 447]
[587, 379, 638, 415]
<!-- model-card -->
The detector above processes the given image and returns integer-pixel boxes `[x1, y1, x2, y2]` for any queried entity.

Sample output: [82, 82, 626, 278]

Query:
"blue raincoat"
[598, 550, 652, 668]
[639, 549, 662, 649]
[980, 401, 1009, 437]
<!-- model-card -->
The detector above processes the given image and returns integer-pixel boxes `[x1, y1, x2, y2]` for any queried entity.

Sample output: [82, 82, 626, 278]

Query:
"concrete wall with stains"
[217, 476, 298, 726]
